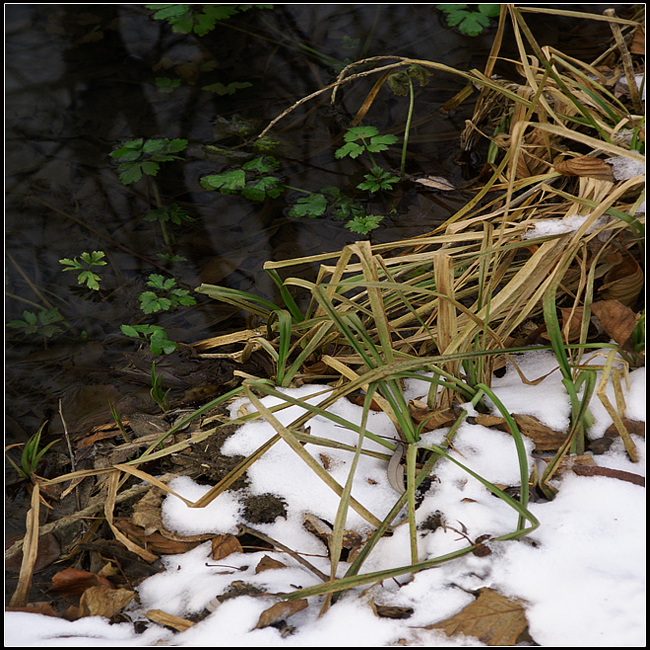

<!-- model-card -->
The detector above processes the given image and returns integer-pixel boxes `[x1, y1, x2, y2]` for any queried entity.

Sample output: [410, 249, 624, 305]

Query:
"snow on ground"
[5, 350, 645, 647]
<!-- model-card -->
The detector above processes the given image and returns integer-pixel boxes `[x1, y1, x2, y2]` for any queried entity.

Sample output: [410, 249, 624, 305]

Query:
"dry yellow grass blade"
[9, 483, 41, 607]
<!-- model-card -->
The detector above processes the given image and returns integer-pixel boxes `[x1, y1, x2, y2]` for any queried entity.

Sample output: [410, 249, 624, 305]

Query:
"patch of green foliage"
[109, 137, 188, 185]
[146, 4, 272, 36]
[121, 324, 178, 355]
[6, 308, 65, 339]
[6, 422, 59, 480]
[145, 203, 194, 227]
[437, 4, 500, 36]
[139, 273, 197, 314]
[202, 81, 253, 95]
[334, 126, 398, 164]
[59, 250, 107, 290]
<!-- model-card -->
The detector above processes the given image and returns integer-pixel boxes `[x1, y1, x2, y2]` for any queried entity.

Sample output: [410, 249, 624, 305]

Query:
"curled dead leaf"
[255, 599, 308, 629]
[50, 567, 114, 595]
[413, 176, 455, 191]
[427, 587, 531, 646]
[590, 300, 640, 348]
[211, 534, 243, 561]
[408, 401, 457, 431]
[78, 585, 135, 619]
[475, 413, 567, 452]
[255, 555, 287, 573]
[554, 156, 615, 181]
[598, 251, 643, 306]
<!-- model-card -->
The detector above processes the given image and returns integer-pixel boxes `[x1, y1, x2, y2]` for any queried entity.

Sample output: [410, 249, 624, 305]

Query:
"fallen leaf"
[427, 587, 530, 646]
[211, 534, 243, 560]
[630, 26, 644, 54]
[591, 300, 640, 347]
[554, 156, 615, 181]
[255, 599, 308, 629]
[413, 176, 456, 191]
[475, 413, 567, 451]
[571, 463, 645, 486]
[50, 568, 113, 595]
[598, 251, 643, 306]
[408, 401, 457, 431]
[78, 585, 135, 618]
[255, 555, 287, 573]
[370, 599, 414, 619]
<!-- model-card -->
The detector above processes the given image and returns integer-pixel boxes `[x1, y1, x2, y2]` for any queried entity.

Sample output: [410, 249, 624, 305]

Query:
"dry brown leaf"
[255, 599, 308, 629]
[115, 518, 209, 555]
[50, 567, 114, 595]
[475, 414, 567, 451]
[630, 26, 645, 54]
[598, 252, 643, 306]
[370, 599, 414, 619]
[78, 585, 135, 618]
[146, 608, 195, 632]
[255, 555, 287, 573]
[427, 587, 530, 646]
[591, 300, 640, 347]
[571, 463, 645, 486]
[211, 534, 243, 560]
[408, 401, 457, 431]
[413, 176, 456, 191]
[554, 156, 615, 182]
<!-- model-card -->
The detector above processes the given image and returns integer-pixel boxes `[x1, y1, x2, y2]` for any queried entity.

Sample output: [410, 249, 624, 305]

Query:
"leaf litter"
[5, 5, 645, 647]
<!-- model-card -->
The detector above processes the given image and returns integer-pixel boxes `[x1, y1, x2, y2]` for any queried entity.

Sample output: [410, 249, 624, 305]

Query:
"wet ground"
[5, 4, 625, 447]
[5, 6, 634, 598]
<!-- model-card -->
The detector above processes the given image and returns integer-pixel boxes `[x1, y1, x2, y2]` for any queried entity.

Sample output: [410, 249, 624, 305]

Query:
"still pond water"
[5, 4, 622, 447]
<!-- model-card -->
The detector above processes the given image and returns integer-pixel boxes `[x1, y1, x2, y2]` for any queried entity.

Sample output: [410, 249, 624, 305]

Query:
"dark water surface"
[5, 5, 624, 446]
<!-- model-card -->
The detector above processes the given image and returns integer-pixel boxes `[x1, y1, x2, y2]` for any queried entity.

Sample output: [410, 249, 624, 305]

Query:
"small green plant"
[149, 361, 172, 412]
[345, 213, 384, 235]
[202, 81, 253, 95]
[121, 323, 178, 355]
[7, 308, 65, 339]
[6, 422, 59, 480]
[59, 250, 107, 291]
[146, 4, 271, 36]
[356, 166, 400, 193]
[145, 203, 194, 227]
[200, 155, 285, 201]
[334, 126, 398, 166]
[288, 186, 366, 221]
[437, 4, 501, 36]
[109, 137, 188, 185]
[201, 134, 399, 234]
[155, 76, 182, 93]
[139, 273, 197, 314]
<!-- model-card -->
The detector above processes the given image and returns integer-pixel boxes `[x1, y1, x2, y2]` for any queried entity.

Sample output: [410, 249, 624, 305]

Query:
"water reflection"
[5, 5, 620, 441]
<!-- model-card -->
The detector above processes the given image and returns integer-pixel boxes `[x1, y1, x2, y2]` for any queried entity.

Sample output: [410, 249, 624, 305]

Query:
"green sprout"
[59, 250, 107, 290]
[145, 203, 194, 226]
[121, 323, 178, 355]
[202, 81, 253, 95]
[7, 308, 65, 339]
[155, 77, 182, 93]
[356, 166, 400, 193]
[345, 213, 384, 235]
[150, 361, 171, 412]
[6, 422, 59, 480]
[335, 126, 398, 167]
[146, 4, 270, 36]
[200, 155, 285, 201]
[437, 4, 501, 37]
[139, 273, 197, 314]
[109, 137, 188, 185]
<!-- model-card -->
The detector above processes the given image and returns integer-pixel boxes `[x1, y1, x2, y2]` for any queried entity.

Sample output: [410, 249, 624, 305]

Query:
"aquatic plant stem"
[400, 76, 415, 177]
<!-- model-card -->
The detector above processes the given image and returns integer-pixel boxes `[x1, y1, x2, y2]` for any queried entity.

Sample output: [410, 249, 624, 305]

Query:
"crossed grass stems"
[25, 5, 644, 613]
